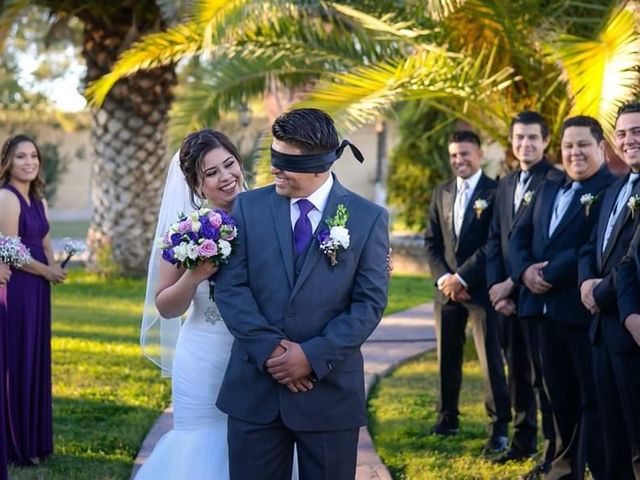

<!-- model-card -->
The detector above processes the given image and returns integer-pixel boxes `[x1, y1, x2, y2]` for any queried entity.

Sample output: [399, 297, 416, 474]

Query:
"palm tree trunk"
[80, 14, 177, 276]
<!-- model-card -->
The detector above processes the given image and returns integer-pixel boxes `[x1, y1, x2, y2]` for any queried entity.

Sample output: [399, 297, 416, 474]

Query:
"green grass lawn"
[9, 270, 170, 480]
[368, 341, 538, 480]
[386, 273, 432, 315]
[49, 220, 90, 239]
[7, 270, 466, 479]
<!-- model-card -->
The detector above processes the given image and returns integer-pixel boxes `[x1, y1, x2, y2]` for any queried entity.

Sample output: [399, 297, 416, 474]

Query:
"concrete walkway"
[130, 303, 436, 480]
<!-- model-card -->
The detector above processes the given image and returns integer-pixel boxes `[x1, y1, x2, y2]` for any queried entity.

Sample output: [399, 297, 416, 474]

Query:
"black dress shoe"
[430, 417, 459, 436]
[493, 448, 537, 464]
[519, 461, 550, 480]
[482, 434, 509, 454]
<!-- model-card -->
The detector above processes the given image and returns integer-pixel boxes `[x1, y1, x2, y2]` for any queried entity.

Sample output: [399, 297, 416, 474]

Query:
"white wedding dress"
[135, 282, 234, 480]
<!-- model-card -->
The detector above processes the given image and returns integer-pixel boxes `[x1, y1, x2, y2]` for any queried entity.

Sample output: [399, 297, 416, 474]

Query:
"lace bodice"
[185, 281, 227, 329]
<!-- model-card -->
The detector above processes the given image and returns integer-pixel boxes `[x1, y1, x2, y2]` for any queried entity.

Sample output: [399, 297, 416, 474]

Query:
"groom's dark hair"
[272, 108, 340, 154]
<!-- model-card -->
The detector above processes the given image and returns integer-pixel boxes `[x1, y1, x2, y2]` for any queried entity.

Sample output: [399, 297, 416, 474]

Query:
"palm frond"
[0, 0, 30, 50]
[296, 44, 516, 132]
[545, 3, 640, 134]
[85, 22, 203, 106]
[329, 3, 424, 39]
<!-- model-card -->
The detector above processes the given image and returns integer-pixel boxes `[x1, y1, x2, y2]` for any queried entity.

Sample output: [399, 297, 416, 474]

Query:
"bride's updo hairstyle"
[179, 128, 245, 208]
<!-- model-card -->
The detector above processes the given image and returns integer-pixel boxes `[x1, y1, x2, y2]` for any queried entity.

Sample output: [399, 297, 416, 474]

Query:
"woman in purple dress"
[0, 135, 66, 466]
[0, 262, 12, 480]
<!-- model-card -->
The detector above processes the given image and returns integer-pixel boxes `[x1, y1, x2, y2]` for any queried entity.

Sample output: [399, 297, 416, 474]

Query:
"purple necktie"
[293, 199, 314, 259]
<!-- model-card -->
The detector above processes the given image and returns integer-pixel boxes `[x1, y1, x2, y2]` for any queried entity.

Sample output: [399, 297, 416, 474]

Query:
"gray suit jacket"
[215, 177, 389, 431]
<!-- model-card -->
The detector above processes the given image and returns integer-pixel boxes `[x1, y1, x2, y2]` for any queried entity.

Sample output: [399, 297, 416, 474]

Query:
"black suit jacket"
[578, 174, 640, 353]
[509, 166, 615, 324]
[425, 173, 497, 305]
[616, 223, 640, 353]
[486, 159, 563, 289]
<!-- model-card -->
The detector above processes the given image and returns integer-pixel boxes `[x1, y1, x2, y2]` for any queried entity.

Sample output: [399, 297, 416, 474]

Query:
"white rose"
[186, 243, 199, 260]
[191, 221, 201, 233]
[173, 243, 188, 262]
[189, 211, 200, 222]
[330, 226, 350, 249]
[198, 208, 209, 216]
[218, 239, 232, 258]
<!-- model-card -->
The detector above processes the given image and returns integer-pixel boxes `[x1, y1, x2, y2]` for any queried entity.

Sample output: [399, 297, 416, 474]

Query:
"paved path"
[130, 303, 436, 479]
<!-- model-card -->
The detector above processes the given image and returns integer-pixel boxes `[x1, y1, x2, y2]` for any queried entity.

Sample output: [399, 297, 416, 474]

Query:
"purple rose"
[316, 229, 330, 244]
[208, 211, 223, 228]
[201, 223, 220, 240]
[186, 231, 198, 242]
[200, 215, 210, 225]
[171, 233, 182, 247]
[177, 219, 192, 234]
[162, 248, 178, 264]
[220, 210, 236, 226]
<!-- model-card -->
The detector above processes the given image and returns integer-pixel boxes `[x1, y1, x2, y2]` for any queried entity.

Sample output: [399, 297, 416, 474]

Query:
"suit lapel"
[270, 191, 295, 289]
[457, 175, 489, 248]
[289, 179, 349, 299]
[548, 191, 583, 242]
[541, 181, 561, 244]
[603, 177, 640, 265]
[442, 180, 455, 241]
[506, 172, 518, 226]
[598, 179, 624, 265]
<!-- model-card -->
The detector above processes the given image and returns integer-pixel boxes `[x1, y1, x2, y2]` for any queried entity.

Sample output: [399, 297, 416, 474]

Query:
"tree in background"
[1, 0, 180, 275]
[87, 0, 640, 236]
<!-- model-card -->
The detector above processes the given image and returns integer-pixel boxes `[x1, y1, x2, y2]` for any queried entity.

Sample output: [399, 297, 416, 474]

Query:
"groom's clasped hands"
[266, 340, 315, 393]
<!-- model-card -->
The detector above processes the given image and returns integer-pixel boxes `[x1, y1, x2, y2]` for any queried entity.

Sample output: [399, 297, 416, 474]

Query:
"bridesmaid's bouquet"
[0, 233, 32, 267]
[157, 208, 238, 299]
[60, 237, 87, 268]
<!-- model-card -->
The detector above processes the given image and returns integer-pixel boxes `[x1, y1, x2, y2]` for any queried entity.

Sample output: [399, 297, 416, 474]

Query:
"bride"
[136, 129, 297, 479]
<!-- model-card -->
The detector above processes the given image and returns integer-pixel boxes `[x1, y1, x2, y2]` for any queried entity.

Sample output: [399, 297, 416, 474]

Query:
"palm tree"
[86, 0, 640, 230]
[0, 1, 183, 275]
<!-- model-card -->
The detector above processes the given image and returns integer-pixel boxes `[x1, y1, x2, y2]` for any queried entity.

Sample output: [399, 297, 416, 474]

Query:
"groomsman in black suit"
[510, 116, 614, 480]
[486, 112, 561, 471]
[611, 103, 640, 480]
[425, 130, 511, 452]
[579, 103, 640, 480]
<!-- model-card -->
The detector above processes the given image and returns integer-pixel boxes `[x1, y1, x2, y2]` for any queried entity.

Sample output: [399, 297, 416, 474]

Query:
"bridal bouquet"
[0, 233, 32, 268]
[158, 208, 238, 298]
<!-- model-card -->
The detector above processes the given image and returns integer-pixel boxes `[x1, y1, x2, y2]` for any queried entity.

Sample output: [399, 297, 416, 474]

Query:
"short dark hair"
[179, 129, 244, 208]
[560, 115, 604, 143]
[272, 108, 339, 154]
[510, 111, 549, 139]
[0, 134, 46, 199]
[616, 102, 640, 123]
[448, 130, 481, 147]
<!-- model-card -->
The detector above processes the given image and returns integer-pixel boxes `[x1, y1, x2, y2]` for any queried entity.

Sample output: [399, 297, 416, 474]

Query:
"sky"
[17, 45, 87, 112]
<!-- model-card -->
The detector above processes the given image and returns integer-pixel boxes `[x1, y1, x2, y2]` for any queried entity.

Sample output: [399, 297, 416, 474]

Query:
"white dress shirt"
[438, 169, 483, 291]
[289, 174, 334, 232]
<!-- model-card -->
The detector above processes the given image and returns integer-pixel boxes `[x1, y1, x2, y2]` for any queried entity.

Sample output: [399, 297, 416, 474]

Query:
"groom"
[215, 108, 390, 480]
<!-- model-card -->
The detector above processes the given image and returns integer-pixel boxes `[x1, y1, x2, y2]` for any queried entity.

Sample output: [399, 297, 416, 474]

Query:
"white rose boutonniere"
[523, 190, 535, 205]
[473, 199, 489, 219]
[580, 193, 599, 217]
[628, 195, 640, 219]
[316, 204, 350, 266]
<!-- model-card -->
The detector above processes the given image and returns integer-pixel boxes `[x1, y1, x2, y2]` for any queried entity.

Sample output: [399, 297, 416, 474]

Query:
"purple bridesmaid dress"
[2, 184, 53, 465]
[0, 286, 8, 480]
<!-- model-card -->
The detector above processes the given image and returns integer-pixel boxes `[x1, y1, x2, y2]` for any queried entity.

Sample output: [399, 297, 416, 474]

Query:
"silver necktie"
[454, 180, 469, 237]
[549, 181, 580, 236]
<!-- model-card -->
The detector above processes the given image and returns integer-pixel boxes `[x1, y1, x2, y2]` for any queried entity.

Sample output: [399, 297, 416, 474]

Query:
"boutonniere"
[473, 199, 489, 219]
[628, 195, 640, 219]
[316, 204, 350, 266]
[580, 193, 599, 217]
[523, 190, 535, 205]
